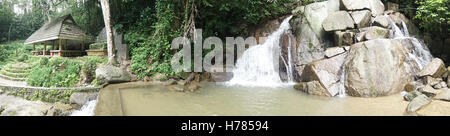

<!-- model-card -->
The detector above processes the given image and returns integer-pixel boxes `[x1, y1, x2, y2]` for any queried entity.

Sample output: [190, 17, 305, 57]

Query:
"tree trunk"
[100, 0, 116, 65]
[8, 23, 12, 42]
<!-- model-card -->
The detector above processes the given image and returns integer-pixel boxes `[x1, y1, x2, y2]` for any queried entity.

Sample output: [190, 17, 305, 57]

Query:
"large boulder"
[350, 10, 372, 28]
[363, 26, 390, 40]
[341, 0, 385, 16]
[290, 1, 340, 74]
[373, 15, 391, 29]
[345, 39, 411, 97]
[95, 65, 132, 84]
[294, 81, 330, 97]
[69, 92, 98, 106]
[322, 11, 355, 31]
[406, 94, 431, 113]
[300, 51, 348, 97]
[417, 58, 447, 78]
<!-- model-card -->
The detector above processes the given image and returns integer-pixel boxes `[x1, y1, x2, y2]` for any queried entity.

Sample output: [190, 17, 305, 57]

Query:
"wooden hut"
[24, 14, 91, 57]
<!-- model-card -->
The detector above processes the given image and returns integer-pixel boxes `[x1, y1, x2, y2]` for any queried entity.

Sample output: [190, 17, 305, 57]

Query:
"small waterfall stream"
[226, 16, 294, 87]
[386, 14, 433, 70]
[70, 99, 98, 116]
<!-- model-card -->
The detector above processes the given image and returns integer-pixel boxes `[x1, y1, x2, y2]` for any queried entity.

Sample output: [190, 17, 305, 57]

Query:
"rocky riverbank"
[0, 93, 75, 116]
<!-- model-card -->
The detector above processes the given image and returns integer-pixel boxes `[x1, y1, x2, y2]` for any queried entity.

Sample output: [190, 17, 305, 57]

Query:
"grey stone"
[163, 79, 177, 86]
[418, 85, 441, 98]
[69, 92, 98, 106]
[433, 82, 446, 89]
[290, 1, 338, 69]
[405, 81, 420, 92]
[404, 91, 422, 101]
[325, 47, 346, 58]
[345, 39, 410, 97]
[350, 10, 372, 28]
[417, 58, 447, 78]
[373, 15, 390, 29]
[0, 105, 4, 114]
[434, 88, 450, 101]
[168, 85, 184, 92]
[97, 27, 129, 60]
[341, 0, 371, 11]
[185, 81, 201, 92]
[152, 73, 167, 81]
[407, 94, 430, 113]
[387, 2, 399, 11]
[334, 31, 354, 47]
[363, 26, 390, 40]
[368, 0, 385, 16]
[300, 52, 348, 97]
[341, 0, 385, 16]
[294, 81, 330, 97]
[323, 11, 355, 31]
[424, 76, 442, 86]
[95, 65, 131, 84]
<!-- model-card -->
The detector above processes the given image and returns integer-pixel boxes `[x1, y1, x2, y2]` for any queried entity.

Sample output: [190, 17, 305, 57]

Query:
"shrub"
[17, 54, 28, 62]
[27, 57, 81, 88]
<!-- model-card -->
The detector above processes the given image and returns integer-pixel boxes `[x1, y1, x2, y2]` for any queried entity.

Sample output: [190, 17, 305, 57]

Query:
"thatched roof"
[24, 14, 88, 45]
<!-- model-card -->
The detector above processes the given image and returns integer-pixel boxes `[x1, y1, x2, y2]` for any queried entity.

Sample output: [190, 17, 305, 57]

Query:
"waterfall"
[70, 99, 98, 116]
[386, 14, 433, 70]
[226, 16, 294, 87]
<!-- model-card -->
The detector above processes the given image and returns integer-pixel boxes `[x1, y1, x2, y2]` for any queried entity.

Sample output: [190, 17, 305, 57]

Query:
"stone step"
[3, 67, 29, 74]
[0, 73, 27, 82]
[1, 70, 28, 78]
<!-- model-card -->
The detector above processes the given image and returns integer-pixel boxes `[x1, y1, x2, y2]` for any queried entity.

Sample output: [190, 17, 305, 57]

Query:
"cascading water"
[386, 14, 433, 70]
[70, 99, 98, 116]
[226, 16, 294, 87]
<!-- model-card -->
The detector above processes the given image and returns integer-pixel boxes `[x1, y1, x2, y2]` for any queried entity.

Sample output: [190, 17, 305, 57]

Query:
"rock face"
[387, 2, 399, 11]
[294, 81, 330, 97]
[417, 58, 447, 78]
[323, 11, 355, 31]
[345, 39, 410, 97]
[95, 65, 132, 84]
[325, 47, 346, 58]
[406, 94, 430, 113]
[363, 26, 390, 40]
[69, 92, 98, 106]
[300, 52, 347, 97]
[350, 10, 372, 28]
[290, 1, 339, 75]
[341, 0, 385, 16]
[334, 30, 355, 46]
[373, 15, 390, 29]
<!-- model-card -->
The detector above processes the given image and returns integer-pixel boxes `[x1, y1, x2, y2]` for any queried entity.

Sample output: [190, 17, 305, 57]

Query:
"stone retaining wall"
[0, 84, 100, 104]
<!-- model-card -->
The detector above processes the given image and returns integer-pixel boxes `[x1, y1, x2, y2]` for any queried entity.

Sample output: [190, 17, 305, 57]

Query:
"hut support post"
[59, 39, 62, 56]
[33, 44, 35, 56]
[43, 44, 47, 56]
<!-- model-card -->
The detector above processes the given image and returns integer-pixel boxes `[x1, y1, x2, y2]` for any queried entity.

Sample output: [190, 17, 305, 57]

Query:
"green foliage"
[89, 42, 107, 50]
[415, 0, 450, 34]
[27, 57, 81, 88]
[7, 89, 74, 103]
[122, 0, 294, 79]
[81, 56, 106, 83]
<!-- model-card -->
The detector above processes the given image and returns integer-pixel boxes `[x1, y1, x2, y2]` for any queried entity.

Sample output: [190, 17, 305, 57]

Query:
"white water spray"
[226, 16, 294, 87]
[386, 14, 433, 70]
[70, 99, 98, 116]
